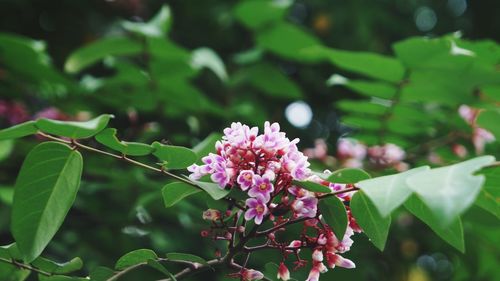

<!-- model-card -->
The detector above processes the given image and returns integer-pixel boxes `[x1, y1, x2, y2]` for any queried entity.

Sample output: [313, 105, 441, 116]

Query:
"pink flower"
[368, 143, 405, 166]
[326, 253, 355, 269]
[248, 175, 274, 202]
[337, 138, 366, 160]
[237, 170, 255, 191]
[291, 196, 318, 218]
[244, 195, 268, 225]
[277, 262, 290, 281]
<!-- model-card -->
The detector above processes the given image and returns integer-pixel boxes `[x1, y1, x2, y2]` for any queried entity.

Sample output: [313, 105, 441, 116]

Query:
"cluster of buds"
[0, 99, 69, 126]
[0, 100, 30, 125]
[336, 138, 408, 171]
[458, 105, 495, 154]
[189, 122, 361, 281]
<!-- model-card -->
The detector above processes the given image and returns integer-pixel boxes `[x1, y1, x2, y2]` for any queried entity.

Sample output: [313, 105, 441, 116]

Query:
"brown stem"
[0, 257, 52, 276]
[256, 217, 309, 237]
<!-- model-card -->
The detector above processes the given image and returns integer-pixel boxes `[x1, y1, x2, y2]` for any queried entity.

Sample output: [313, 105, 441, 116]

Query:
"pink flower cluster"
[337, 138, 408, 171]
[191, 122, 361, 281]
[458, 105, 495, 154]
[188, 121, 312, 224]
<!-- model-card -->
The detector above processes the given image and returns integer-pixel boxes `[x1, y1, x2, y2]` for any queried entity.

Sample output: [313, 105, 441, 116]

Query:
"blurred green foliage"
[0, 0, 499, 281]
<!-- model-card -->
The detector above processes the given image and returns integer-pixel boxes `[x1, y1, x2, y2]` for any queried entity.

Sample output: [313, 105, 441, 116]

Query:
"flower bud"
[242, 269, 264, 281]
[200, 230, 210, 237]
[202, 209, 221, 221]
[277, 262, 290, 280]
[312, 249, 323, 262]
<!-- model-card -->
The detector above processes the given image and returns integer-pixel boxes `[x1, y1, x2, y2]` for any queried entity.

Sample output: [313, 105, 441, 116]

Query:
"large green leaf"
[122, 5, 171, 37]
[0, 121, 38, 140]
[11, 142, 83, 262]
[166, 253, 207, 265]
[327, 168, 371, 184]
[162, 182, 201, 208]
[324, 49, 406, 83]
[35, 114, 113, 139]
[475, 166, 500, 219]
[256, 23, 323, 62]
[319, 196, 348, 239]
[406, 156, 495, 225]
[115, 249, 158, 270]
[233, 0, 291, 30]
[357, 166, 430, 217]
[237, 63, 302, 99]
[64, 37, 142, 73]
[404, 195, 465, 252]
[327, 75, 397, 99]
[350, 191, 391, 251]
[152, 142, 197, 170]
[292, 180, 332, 193]
[95, 128, 153, 156]
[195, 181, 230, 200]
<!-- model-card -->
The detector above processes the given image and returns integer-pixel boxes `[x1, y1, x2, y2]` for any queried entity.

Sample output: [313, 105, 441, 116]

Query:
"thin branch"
[256, 217, 309, 237]
[317, 186, 359, 199]
[0, 257, 52, 276]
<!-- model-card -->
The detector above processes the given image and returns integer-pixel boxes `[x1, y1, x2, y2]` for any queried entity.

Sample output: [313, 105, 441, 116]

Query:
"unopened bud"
[225, 232, 232, 240]
[202, 209, 221, 221]
[200, 230, 210, 237]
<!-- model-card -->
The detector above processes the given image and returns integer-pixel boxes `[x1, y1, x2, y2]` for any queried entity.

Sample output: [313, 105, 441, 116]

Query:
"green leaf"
[256, 23, 323, 62]
[95, 128, 153, 156]
[166, 253, 207, 265]
[341, 116, 382, 130]
[191, 47, 228, 81]
[115, 249, 158, 270]
[233, 0, 291, 30]
[404, 195, 465, 252]
[0, 186, 14, 205]
[327, 168, 371, 184]
[11, 142, 83, 262]
[477, 110, 500, 139]
[162, 182, 201, 208]
[89, 266, 115, 281]
[35, 114, 113, 139]
[319, 196, 348, 239]
[0, 139, 13, 161]
[195, 181, 230, 200]
[475, 166, 500, 219]
[0, 121, 37, 140]
[327, 75, 397, 99]
[192, 133, 222, 164]
[357, 166, 430, 217]
[38, 275, 88, 281]
[324, 49, 405, 83]
[406, 156, 495, 225]
[350, 191, 391, 251]
[152, 142, 197, 170]
[238, 63, 302, 99]
[336, 100, 388, 116]
[292, 180, 332, 193]
[32, 256, 83, 274]
[64, 37, 142, 73]
[122, 5, 171, 37]
[0, 261, 30, 281]
[147, 259, 175, 279]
